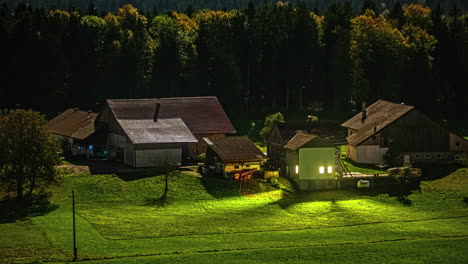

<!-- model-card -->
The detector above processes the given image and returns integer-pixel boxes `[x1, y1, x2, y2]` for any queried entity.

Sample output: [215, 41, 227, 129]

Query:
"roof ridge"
[161, 96, 217, 100]
[107, 96, 218, 102]
[347, 107, 415, 146]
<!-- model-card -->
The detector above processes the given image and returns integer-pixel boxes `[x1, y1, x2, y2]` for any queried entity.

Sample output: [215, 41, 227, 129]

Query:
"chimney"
[153, 100, 161, 122]
[360, 102, 367, 125]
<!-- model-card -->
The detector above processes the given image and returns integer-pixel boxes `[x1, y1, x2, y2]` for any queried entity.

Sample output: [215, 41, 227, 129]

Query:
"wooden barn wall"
[380, 110, 449, 152]
[267, 126, 286, 169]
[97, 106, 126, 137]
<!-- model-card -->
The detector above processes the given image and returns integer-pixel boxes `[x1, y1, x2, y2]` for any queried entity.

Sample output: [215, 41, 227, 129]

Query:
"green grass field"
[1, 168, 468, 263]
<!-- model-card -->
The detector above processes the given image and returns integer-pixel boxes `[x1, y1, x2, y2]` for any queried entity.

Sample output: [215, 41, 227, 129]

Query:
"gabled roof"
[204, 136, 266, 163]
[283, 132, 335, 151]
[118, 118, 197, 145]
[342, 100, 415, 146]
[47, 108, 97, 140]
[272, 121, 347, 146]
[106, 97, 236, 135]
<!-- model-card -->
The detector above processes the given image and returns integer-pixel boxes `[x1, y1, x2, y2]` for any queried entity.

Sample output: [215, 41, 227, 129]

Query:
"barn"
[341, 100, 468, 164]
[47, 108, 107, 158]
[204, 136, 266, 178]
[97, 96, 236, 167]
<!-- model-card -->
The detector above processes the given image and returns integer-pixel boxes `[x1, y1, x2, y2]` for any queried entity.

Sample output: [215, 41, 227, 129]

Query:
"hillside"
[1, 169, 468, 263]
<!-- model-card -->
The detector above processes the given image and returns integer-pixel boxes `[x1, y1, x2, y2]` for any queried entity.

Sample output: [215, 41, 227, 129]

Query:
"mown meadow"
[1, 168, 467, 263]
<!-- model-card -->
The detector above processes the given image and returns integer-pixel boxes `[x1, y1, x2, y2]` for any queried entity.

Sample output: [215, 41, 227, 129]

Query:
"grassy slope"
[421, 168, 468, 195]
[1, 169, 468, 263]
[342, 159, 386, 174]
[77, 237, 468, 264]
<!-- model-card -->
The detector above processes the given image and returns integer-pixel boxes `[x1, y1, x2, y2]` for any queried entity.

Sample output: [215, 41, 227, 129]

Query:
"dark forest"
[0, 0, 467, 121]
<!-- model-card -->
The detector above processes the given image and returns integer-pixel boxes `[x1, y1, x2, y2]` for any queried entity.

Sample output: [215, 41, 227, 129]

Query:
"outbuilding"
[47, 108, 106, 158]
[283, 132, 337, 191]
[204, 136, 266, 179]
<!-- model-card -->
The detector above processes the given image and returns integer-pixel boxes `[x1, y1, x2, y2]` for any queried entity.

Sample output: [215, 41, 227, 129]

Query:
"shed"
[204, 136, 266, 178]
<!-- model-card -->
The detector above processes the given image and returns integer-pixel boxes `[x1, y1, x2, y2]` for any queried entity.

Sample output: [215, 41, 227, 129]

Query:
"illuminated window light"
[295, 165, 299, 174]
[327, 166, 333, 173]
[319, 166, 325, 174]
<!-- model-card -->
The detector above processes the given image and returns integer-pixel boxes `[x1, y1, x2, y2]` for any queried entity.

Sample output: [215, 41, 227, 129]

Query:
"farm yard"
[1, 167, 468, 263]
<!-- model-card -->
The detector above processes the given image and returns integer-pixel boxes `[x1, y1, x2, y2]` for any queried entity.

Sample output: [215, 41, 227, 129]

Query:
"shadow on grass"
[116, 168, 166, 182]
[0, 193, 58, 223]
[270, 184, 417, 209]
[200, 177, 242, 199]
[417, 163, 463, 181]
[145, 196, 169, 207]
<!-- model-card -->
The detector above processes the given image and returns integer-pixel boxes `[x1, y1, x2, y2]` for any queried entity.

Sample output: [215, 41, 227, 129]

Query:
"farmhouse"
[204, 136, 266, 178]
[341, 100, 468, 164]
[98, 96, 236, 167]
[267, 121, 347, 172]
[283, 132, 337, 190]
[47, 108, 106, 158]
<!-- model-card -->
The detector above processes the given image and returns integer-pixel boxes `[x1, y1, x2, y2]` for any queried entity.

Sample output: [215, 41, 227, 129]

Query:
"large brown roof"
[273, 121, 347, 146]
[283, 132, 334, 151]
[47, 108, 97, 140]
[342, 100, 415, 146]
[118, 118, 197, 144]
[106, 97, 236, 135]
[204, 136, 266, 163]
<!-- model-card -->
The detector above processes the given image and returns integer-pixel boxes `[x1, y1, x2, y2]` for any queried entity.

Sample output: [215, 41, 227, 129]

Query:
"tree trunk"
[27, 174, 36, 197]
[16, 174, 23, 200]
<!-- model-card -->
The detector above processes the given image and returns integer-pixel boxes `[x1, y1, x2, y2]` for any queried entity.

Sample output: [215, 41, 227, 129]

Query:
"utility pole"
[72, 188, 77, 261]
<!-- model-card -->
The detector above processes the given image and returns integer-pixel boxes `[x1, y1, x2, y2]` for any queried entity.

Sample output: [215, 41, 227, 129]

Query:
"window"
[234, 165, 240, 169]
[436, 154, 442, 159]
[415, 154, 420, 159]
[295, 165, 299, 174]
[425, 154, 432, 159]
[327, 166, 333, 173]
[456, 142, 461, 147]
[245, 165, 250, 167]
[319, 166, 325, 174]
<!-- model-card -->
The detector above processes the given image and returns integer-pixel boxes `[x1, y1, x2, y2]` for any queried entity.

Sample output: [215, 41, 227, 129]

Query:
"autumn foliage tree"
[0, 2, 466, 120]
[0, 110, 61, 200]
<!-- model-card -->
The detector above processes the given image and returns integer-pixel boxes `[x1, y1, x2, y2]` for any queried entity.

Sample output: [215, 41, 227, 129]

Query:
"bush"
[196, 153, 206, 163]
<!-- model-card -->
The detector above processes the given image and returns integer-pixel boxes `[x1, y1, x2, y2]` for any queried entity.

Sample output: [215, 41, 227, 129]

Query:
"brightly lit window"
[295, 165, 299, 174]
[327, 166, 333, 173]
[319, 166, 325, 174]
